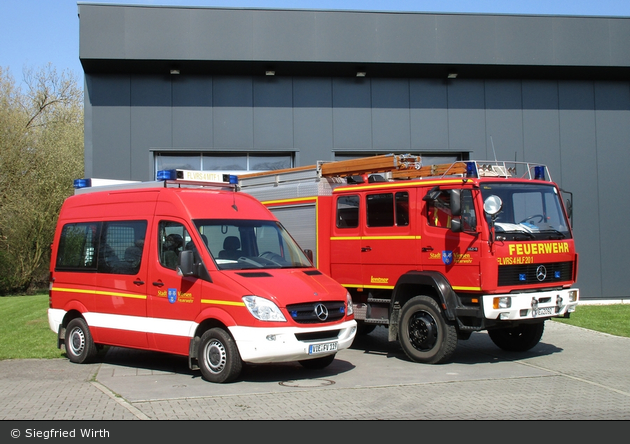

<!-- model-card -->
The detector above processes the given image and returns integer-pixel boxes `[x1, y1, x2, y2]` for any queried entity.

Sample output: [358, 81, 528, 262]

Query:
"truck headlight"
[242, 296, 287, 322]
[493, 296, 511, 309]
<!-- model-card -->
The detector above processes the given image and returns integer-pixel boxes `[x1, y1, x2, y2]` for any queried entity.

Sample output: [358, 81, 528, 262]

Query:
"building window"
[155, 152, 293, 178]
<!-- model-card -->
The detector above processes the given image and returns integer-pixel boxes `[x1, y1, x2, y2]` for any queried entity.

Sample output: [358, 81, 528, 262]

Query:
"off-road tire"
[398, 296, 458, 364]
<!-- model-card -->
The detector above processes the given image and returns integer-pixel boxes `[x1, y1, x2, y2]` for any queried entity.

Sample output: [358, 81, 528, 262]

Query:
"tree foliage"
[0, 65, 84, 294]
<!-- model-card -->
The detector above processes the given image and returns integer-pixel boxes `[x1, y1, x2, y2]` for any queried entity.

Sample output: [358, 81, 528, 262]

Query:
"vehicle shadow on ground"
[98, 345, 356, 383]
[351, 325, 564, 365]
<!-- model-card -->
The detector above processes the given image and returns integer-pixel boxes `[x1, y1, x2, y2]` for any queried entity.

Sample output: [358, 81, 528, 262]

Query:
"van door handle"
[422, 246, 434, 252]
[133, 279, 145, 286]
[361, 246, 372, 252]
[152, 281, 164, 287]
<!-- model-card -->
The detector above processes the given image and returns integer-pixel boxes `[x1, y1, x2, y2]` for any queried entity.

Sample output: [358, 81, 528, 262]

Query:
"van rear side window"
[56, 221, 147, 275]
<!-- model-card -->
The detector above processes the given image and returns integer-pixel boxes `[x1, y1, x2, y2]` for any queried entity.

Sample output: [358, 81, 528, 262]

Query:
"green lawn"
[0, 294, 628, 361]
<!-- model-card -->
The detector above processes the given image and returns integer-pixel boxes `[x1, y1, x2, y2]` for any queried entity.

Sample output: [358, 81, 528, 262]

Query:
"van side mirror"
[304, 249, 314, 264]
[178, 250, 195, 277]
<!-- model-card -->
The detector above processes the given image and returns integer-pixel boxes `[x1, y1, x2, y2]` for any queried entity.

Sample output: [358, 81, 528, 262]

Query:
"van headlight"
[346, 291, 354, 316]
[242, 296, 287, 322]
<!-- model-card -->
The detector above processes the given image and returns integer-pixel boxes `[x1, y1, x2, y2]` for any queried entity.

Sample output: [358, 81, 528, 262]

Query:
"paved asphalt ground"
[1, 321, 629, 424]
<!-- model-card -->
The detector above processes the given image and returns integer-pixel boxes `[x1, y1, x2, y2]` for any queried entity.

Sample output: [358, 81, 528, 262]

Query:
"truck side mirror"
[449, 189, 462, 217]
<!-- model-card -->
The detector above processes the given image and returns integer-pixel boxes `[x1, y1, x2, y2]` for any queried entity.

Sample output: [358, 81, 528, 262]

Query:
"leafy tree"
[0, 65, 83, 294]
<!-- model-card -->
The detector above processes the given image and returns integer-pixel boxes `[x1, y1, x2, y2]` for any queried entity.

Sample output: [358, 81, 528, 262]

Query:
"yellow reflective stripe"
[53, 287, 146, 300]
[331, 235, 421, 241]
[261, 197, 317, 206]
[453, 286, 482, 291]
[201, 299, 246, 307]
[334, 179, 463, 192]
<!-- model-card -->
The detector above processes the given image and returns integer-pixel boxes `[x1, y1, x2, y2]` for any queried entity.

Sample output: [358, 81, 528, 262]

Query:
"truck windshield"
[480, 183, 571, 240]
[194, 219, 313, 270]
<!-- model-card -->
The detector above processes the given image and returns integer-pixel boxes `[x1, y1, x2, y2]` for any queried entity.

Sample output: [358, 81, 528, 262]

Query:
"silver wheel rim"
[69, 326, 85, 356]
[204, 339, 227, 374]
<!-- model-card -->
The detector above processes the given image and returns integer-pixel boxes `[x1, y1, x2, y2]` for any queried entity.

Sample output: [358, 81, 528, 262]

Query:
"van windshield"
[480, 182, 572, 240]
[194, 219, 313, 270]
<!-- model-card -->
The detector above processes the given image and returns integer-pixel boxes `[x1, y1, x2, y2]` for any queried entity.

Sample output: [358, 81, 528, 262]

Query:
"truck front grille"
[498, 261, 573, 287]
[286, 301, 346, 324]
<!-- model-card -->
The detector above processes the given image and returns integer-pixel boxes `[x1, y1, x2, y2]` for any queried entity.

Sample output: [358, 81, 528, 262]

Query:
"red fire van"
[48, 170, 356, 383]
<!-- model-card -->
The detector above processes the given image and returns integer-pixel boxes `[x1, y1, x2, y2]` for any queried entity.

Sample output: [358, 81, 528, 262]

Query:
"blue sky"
[2, 0, 630, 85]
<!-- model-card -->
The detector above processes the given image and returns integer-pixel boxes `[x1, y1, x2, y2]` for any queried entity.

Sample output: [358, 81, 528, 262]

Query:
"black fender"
[391, 271, 458, 321]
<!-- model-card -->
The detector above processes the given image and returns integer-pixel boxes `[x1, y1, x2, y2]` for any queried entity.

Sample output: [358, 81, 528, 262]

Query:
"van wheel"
[298, 353, 336, 369]
[488, 322, 545, 352]
[399, 296, 457, 364]
[198, 328, 242, 383]
[65, 317, 97, 364]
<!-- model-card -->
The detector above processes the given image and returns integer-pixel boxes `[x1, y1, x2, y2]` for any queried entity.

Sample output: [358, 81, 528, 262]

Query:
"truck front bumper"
[482, 288, 579, 321]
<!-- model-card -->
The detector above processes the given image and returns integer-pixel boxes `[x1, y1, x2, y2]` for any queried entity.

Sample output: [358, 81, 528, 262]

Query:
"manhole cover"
[279, 379, 335, 388]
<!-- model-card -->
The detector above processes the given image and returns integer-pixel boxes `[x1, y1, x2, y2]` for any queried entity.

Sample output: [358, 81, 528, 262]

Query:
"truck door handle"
[361, 246, 372, 252]
[422, 246, 434, 252]
[133, 279, 145, 286]
[152, 281, 164, 287]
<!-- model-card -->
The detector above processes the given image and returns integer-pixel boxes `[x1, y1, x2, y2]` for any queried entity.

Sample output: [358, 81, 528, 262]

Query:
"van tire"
[399, 296, 457, 364]
[198, 328, 242, 383]
[488, 322, 545, 352]
[65, 317, 97, 364]
[298, 353, 336, 369]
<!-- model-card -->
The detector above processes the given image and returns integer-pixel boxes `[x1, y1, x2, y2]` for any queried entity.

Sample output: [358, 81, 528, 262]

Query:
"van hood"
[223, 268, 345, 307]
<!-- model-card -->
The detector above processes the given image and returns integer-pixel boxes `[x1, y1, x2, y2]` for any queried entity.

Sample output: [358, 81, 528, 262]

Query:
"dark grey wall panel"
[558, 82, 599, 297]
[253, 78, 293, 149]
[484, 81, 524, 162]
[371, 79, 410, 150]
[293, 78, 333, 164]
[172, 77, 213, 148]
[594, 82, 630, 297]
[212, 77, 253, 149]
[410, 80, 449, 150]
[332, 79, 372, 150]
[447, 81, 486, 153]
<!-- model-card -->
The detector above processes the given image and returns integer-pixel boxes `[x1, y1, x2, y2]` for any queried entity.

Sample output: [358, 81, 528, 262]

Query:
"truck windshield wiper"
[539, 229, 566, 239]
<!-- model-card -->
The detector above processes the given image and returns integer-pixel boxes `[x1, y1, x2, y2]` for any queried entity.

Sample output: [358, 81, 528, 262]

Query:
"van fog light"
[493, 297, 511, 309]
[266, 335, 277, 341]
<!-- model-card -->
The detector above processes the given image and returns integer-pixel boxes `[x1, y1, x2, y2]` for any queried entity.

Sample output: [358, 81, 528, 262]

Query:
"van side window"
[56, 223, 99, 271]
[98, 221, 147, 275]
[427, 191, 452, 228]
[337, 195, 359, 228]
[159, 221, 190, 270]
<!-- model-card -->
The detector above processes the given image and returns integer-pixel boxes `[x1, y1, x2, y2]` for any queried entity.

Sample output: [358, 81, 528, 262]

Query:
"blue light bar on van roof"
[157, 169, 238, 185]
[73, 178, 92, 189]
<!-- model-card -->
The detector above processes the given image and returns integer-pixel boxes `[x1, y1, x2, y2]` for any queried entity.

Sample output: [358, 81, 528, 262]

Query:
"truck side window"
[395, 192, 410, 226]
[427, 191, 452, 228]
[461, 190, 477, 231]
[56, 222, 99, 271]
[337, 195, 359, 228]
[158, 221, 190, 271]
[98, 221, 147, 275]
[366, 192, 409, 227]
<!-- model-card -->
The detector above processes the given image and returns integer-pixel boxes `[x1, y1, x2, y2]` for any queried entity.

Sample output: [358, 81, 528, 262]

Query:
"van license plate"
[309, 342, 338, 355]
[535, 307, 554, 317]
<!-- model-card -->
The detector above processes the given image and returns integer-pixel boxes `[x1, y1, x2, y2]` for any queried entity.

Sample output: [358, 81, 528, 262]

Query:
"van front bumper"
[229, 319, 357, 364]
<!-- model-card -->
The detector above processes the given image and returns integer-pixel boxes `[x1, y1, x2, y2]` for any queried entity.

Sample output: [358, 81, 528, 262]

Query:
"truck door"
[360, 190, 418, 288]
[147, 219, 204, 355]
[420, 187, 481, 291]
[330, 194, 363, 288]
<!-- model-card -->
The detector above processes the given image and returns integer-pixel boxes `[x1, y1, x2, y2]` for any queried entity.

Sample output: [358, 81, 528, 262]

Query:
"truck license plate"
[535, 307, 554, 317]
[309, 341, 338, 355]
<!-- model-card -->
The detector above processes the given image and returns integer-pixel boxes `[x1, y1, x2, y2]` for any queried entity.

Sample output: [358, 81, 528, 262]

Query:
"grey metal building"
[78, 3, 630, 301]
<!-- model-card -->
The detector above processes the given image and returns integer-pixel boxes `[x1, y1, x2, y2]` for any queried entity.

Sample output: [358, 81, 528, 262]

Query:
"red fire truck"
[239, 154, 579, 364]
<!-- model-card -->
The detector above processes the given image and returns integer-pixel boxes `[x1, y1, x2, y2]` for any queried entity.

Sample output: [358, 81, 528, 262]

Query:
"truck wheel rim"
[408, 311, 438, 351]
[204, 340, 227, 374]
